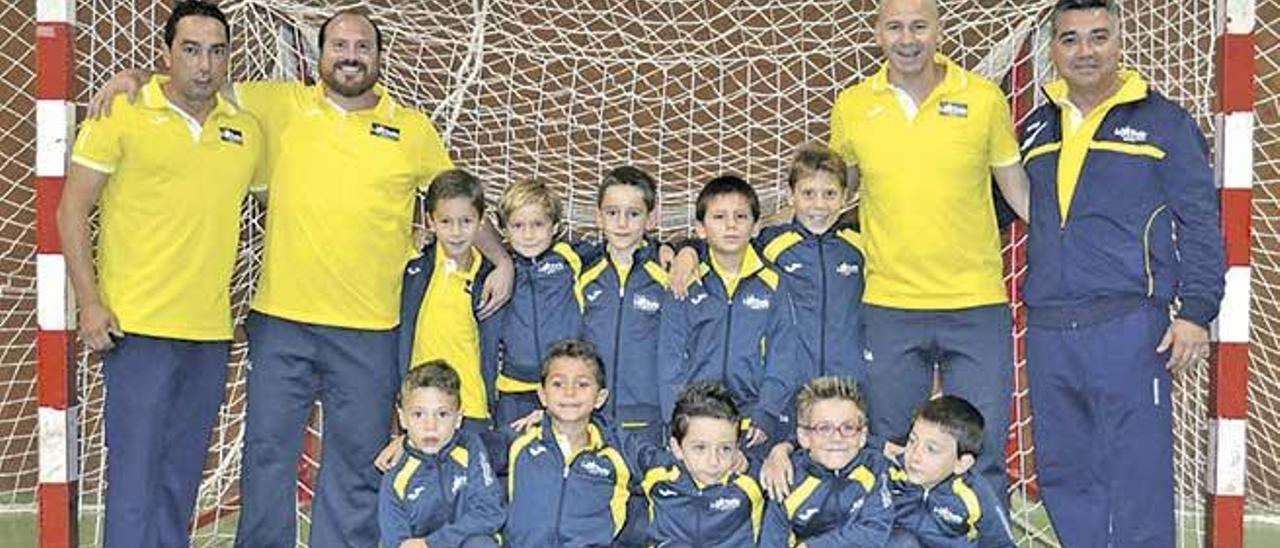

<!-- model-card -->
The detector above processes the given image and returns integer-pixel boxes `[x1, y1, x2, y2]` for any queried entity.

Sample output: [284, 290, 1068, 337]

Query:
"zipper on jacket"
[817, 236, 829, 374]
[720, 299, 735, 390]
[528, 261, 543, 371]
[609, 263, 625, 424]
[553, 451, 572, 548]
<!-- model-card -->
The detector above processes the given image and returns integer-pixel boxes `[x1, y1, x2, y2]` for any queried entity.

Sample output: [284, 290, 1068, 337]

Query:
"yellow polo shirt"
[410, 246, 487, 419]
[237, 81, 454, 329]
[70, 76, 262, 340]
[829, 54, 1020, 309]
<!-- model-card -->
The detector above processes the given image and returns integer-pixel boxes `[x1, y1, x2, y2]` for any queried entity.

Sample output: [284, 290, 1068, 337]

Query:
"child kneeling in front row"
[379, 362, 504, 548]
[759, 376, 895, 547]
[887, 396, 1015, 547]
[504, 339, 632, 548]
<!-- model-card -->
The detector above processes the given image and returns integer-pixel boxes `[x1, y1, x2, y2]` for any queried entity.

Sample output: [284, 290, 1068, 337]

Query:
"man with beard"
[90, 9, 516, 548]
[823, 0, 1030, 500]
[58, 2, 262, 546]
[1019, 1, 1223, 544]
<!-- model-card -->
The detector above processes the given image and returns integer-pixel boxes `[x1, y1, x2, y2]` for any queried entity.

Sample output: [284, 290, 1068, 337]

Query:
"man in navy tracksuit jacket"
[378, 433, 504, 547]
[485, 241, 589, 430]
[757, 220, 868, 387]
[658, 245, 802, 457]
[1020, 2, 1225, 545]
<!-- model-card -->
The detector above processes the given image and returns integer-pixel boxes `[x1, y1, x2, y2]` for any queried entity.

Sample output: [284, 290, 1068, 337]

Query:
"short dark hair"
[426, 169, 486, 218]
[540, 339, 606, 388]
[400, 361, 461, 405]
[914, 395, 986, 458]
[670, 381, 741, 442]
[788, 143, 848, 190]
[318, 10, 384, 53]
[598, 166, 657, 213]
[1050, 0, 1120, 34]
[163, 1, 230, 48]
[695, 175, 760, 222]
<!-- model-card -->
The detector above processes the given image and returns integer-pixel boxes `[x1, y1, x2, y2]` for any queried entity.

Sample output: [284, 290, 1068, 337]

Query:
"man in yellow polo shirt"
[57, 3, 261, 547]
[88, 10, 517, 548]
[827, 0, 1030, 499]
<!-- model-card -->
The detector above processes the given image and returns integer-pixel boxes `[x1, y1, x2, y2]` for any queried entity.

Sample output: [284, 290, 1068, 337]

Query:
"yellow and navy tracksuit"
[577, 238, 669, 434]
[397, 244, 496, 416]
[505, 417, 632, 547]
[378, 433, 504, 547]
[760, 448, 894, 547]
[887, 458, 1014, 548]
[757, 220, 867, 386]
[486, 242, 589, 429]
[637, 455, 765, 547]
[657, 246, 802, 446]
[1020, 71, 1225, 547]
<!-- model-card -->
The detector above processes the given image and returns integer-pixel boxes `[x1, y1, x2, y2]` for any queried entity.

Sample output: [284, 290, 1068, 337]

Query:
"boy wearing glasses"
[759, 376, 894, 547]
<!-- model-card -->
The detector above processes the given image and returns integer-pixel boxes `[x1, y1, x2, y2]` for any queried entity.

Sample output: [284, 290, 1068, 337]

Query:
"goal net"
[0, 0, 1275, 546]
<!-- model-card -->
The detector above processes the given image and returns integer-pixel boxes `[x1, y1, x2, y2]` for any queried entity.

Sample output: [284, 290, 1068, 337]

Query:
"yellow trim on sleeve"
[643, 261, 669, 288]
[507, 429, 542, 498]
[758, 268, 780, 291]
[449, 445, 470, 468]
[496, 375, 541, 393]
[734, 475, 766, 542]
[762, 231, 803, 263]
[642, 465, 681, 522]
[848, 465, 876, 493]
[69, 155, 117, 175]
[784, 476, 823, 519]
[553, 242, 586, 307]
[393, 456, 422, 500]
[1088, 141, 1167, 160]
[951, 477, 983, 541]
[600, 447, 633, 536]
[835, 227, 863, 252]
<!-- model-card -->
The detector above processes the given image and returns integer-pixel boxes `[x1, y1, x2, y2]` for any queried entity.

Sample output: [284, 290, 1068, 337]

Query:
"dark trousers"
[102, 334, 229, 548]
[1027, 304, 1175, 547]
[234, 312, 398, 548]
[863, 303, 1013, 498]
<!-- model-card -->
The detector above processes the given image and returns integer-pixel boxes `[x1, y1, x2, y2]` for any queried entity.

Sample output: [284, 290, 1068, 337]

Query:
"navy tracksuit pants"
[102, 334, 229, 548]
[234, 312, 398, 548]
[1027, 302, 1175, 547]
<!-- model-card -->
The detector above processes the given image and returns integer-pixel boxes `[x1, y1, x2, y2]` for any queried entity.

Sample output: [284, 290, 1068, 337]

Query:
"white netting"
[0, 0, 1274, 546]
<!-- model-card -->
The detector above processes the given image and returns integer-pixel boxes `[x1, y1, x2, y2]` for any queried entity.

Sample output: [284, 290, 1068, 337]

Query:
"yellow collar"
[311, 81, 398, 117]
[869, 53, 969, 96]
[1044, 69, 1148, 111]
[140, 74, 239, 118]
[709, 245, 766, 296]
[433, 243, 482, 281]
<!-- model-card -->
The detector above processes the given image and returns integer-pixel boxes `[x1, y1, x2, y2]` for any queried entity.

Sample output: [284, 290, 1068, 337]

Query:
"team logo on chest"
[932, 505, 964, 526]
[218, 127, 244, 145]
[939, 101, 969, 118]
[586, 288, 603, 303]
[742, 294, 771, 311]
[690, 293, 709, 306]
[836, 262, 859, 277]
[797, 507, 819, 522]
[710, 496, 741, 512]
[538, 261, 566, 276]
[632, 294, 660, 312]
[784, 262, 804, 273]
[580, 460, 611, 478]
[370, 122, 401, 141]
[1113, 125, 1149, 143]
[451, 475, 468, 495]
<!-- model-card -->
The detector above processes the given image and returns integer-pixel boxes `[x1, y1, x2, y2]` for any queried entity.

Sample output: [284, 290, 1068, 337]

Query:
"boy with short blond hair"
[760, 376, 894, 548]
[487, 178, 586, 431]
[379, 362, 504, 548]
[888, 396, 1014, 547]
[505, 339, 632, 547]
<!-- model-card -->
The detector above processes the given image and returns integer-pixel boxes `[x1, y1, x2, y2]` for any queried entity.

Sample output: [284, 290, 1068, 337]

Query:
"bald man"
[825, 0, 1029, 500]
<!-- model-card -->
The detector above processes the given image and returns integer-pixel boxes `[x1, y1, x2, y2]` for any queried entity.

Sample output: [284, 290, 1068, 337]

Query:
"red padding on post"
[1207, 494, 1244, 548]
[38, 482, 77, 548]
[35, 23, 74, 100]
[1215, 34, 1256, 114]
[1221, 188, 1252, 267]
[1212, 342, 1249, 420]
[36, 330, 72, 410]
[36, 177, 64, 254]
